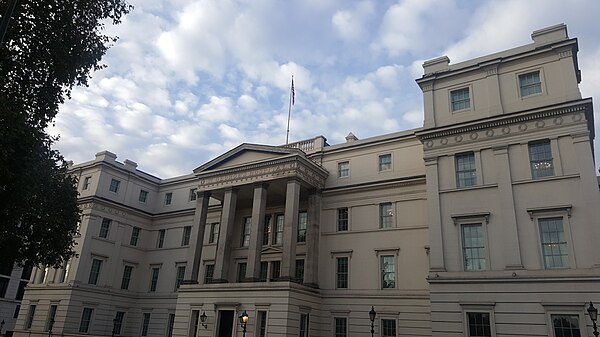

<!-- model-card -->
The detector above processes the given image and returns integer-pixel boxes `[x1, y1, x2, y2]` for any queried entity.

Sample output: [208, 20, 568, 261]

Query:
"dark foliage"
[0, 0, 132, 267]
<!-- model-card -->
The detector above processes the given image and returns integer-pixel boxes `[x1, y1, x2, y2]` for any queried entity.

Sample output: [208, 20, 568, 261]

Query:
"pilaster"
[184, 191, 211, 283]
[304, 189, 321, 287]
[246, 183, 269, 281]
[213, 188, 238, 283]
[281, 178, 301, 279]
[424, 157, 445, 272]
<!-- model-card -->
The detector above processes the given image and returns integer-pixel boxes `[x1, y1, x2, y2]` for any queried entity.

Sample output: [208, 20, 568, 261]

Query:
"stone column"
[425, 157, 445, 272]
[304, 189, 321, 287]
[184, 191, 211, 283]
[493, 145, 524, 269]
[281, 179, 301, 279]
[246, 183, 268, 281]
[212, 188, 238, 283]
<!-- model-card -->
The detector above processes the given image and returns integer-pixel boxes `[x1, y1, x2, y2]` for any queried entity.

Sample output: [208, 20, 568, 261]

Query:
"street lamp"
[200, 311, 208, 328]
[239, 310, 249, 337]
[369, 306, 376, 337]
[588, 302, 599, 337]
[48, 318, 55, 337]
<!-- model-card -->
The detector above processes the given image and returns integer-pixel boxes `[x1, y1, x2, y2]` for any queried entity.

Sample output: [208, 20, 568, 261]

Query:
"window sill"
[440, 183, 498, 194]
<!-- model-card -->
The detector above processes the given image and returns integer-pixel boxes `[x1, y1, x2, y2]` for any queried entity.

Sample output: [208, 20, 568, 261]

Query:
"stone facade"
[9, 24, 598, 337]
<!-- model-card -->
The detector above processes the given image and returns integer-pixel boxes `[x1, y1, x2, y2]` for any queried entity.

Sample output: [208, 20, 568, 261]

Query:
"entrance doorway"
[217, 310, 234, 337]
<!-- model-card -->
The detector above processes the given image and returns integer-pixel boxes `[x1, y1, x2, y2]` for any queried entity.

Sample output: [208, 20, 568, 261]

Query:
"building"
[0, 264, 32, 337]
[11, 24, 598, 337]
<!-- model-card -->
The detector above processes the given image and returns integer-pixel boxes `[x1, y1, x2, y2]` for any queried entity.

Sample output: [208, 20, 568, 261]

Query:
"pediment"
[261, 246, 283, 254]
[193, 143, 305, 174]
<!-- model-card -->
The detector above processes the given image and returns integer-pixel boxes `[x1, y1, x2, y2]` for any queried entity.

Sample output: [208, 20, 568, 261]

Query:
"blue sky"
[49, 0, 600, 178]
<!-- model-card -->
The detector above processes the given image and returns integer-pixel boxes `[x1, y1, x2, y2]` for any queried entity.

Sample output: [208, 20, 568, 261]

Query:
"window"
[79, 307, 93, 333]
[379, 203, 393, 228]
[338, 161, 349, 178]
[157, 229, 166, 248]
[46, 304, 58, 332]
[237, 262, 247, 282]
[529, 141, 554, 179]
[58, 261, 69, 283]
[139, 190, 148, 203]
[539, 217, 569, 269]
[0, 277, 8, 298]
[141, 313, 151, 336]
[519, 71, 542, 97]
[175, 265, 186, 289]
[209, 223, 219, 244]
[16, 280, 27, 300]
[381, 319, 397, 337]
[378, 154, 392, 171]
[456, 153, 476, 188]
[274, 215, 284, 245]
[297, 211, 307, 243]
[299, 313, 309, 337]
[88, 258, 102, 285]
[189, 188, 197, 201]
[130, 227, 141, 246]
[381, 255, 396, 289]
[25, 304, 36, 329]
[164, 192, 173, 205]
[271, 261, 281, 280]
[109, 178, 120, 193]
[260, 262, 268, 282]
[167, 313, 175, 337]
[295, 259, 304, 283]
[182, 226, 192, 246]
[150, 267, 160, 292]
[462, 224, 486, 271]
[334, 317, 347, 337]
[204, 264, 214, 284]
[113, 311, 125, 335]
[451, 87, 471, 111]
[241, 217, 252, 247]
[466, 312, 491, 337]
[99, 218, 111, 239]
[82, 176, 91, 190]
[121, 265, 133, 290]
[263, 215, 272, 245]
[551, 314, 581, 337]
[14, 304, 20, 318]
[257, 311, 267, 337]
[337, 208, 348, 231]
[190, 310, 200, 337]
[336, 257, 348, 289]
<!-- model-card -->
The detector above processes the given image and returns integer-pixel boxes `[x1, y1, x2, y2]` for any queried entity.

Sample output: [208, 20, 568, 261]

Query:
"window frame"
[380, 318, 397, 337]
[139, 189, 148, 203]
[79, 307, 94, 333]
[181, 226, 192, 246]
[140, 312, 151, 337]
[334, 316, 348, 337]
[380, 255, 396, 289]
[453, 213, 490, 272]
[209, 223, 219, 244]
[335, 256, 349, 289]
[378, 153, 392, 172]
[204, 263, 215, 284]
[273, 215, 284, 245]
[25, 304, 36, 329]
[88, 258, 103, 285]
[237, 262, 247, 282]
[518, 69, 543, 98]
[536, 215, 574, 269]
[45, 304, 58, 332]
[130, 227, 141, 246]
[297, 211, 307, 243]
[379, 203, 394, 229]
[528, 140, 555, 179]
[256, 310, 268, 337]
[337, 207, 349, 232]
[450, 87, 471, 112]
[109, 178, 120, 193]
[99, 218, 112, 239]
[241, 217, 252, 247]
[157, 229, 166, 248]
[82, 176, 91, 190]
[460, 223, 488, 271]
[461, 303, 496, 337]
[299, 312, 310, 337]
[149, 265, 160, 292]
[113, 311, 126, 336]
[164, 192, 173, 205]
[189, 188, 197, 201]
[262, 215, 272, 246]
[175, 264, 186, 289]
[295, 259, 304, 284]
[542, 303, 587, 337]
[338, 161, 349, 178]
[455, 152, 477, 188]
[121, 265, 134, 290]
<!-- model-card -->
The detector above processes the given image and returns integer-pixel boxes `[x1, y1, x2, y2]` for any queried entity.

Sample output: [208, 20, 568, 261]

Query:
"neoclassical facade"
[9, 24, 598, 337]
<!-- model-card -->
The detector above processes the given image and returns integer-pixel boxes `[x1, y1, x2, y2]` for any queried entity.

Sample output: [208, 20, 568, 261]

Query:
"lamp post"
[588, 302, 599, 337]
[239, 310, 249, 337]
[48, 318, 55, 337]
[369, 306, 376, 337]
[200, 311, 208, 328]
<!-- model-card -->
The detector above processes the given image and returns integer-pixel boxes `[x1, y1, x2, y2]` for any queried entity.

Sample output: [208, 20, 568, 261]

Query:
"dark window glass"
[456, 153, 476, 187]
[467, 312, 491, 337]
[529, 141, 554, 179]
[337, 208, 348, 231]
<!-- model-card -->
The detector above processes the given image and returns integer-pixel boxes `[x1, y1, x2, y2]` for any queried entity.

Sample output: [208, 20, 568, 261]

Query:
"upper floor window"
[338, 161, 349, 178]
[529, 141, 554, 179]
[121, 265, 133, 290]
[271, 260, 281, 280]
[157, 229, 166, 248]
[461, 224, 486, 271]
[467, 312, 491, 337]
[260, 261, 268, 282]
[451, 87, 470, 112]
[139, 190, 148, 203]
[380, 255, 396, 289]
[539, 217, 569, 269]
[241, 217, 251, 247]
[378, 154, 392, 171]
[88, 258, 103, 285]
[82, 176, 91, 190]
[204, 264, 214, 284]
[237, 262, 247, 282]
[189, 188, 197, 201]
[99, 218, 111, 239]
[295, 259, 304, 283]
[130, 227, 140, 246]
[164, 192, 173, 205]
[551, 314, 581, 337]
[109, 178, 120, 193]
[379, 203, 393, 228]
[181, 226, 191, 246]
[263, 215, 272, 245]
[209, 223, 219, 244]
[336, 257, 348, 289]
[519, 71, 542, 97]
[149, 267, 160, 292]
[175, 265, 186, 289]
[337, 208, 348, 231]
[297, 211, 307, 243]
[273, 215, 284, 245]
[456, 152, 476, 188]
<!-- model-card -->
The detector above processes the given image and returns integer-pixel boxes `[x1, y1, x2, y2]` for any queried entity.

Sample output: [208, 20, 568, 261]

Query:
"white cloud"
[331, 1, 375, 41]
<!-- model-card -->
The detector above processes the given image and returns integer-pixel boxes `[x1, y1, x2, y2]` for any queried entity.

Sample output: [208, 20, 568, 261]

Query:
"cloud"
[331, 1, 375, 41]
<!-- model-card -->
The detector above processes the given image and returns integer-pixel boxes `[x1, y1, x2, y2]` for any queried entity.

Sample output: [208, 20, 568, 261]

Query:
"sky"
[49, 0, 600, 178]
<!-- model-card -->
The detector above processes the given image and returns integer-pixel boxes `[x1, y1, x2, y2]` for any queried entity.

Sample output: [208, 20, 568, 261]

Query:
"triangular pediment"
[261, 246, 283, 254]
[194, 143, 305, 174]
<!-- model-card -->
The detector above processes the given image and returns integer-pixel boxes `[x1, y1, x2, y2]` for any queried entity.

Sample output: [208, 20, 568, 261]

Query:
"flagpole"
[285, 75, 294, 145]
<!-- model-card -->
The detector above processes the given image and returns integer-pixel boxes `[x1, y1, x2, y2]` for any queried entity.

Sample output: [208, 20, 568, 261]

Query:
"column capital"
[253, 182, 270, 189]
[195, 190, 212, 199]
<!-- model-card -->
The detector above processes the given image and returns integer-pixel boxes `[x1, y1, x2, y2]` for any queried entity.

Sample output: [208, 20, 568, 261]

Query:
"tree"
[0, 0, 132, 267]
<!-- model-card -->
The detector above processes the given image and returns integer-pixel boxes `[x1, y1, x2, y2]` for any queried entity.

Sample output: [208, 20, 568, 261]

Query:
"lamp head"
[200, 312, 207, 324]
[589, 302, 598, 322]
[369, 306, 376, 322]
[239, 310, 249, 325]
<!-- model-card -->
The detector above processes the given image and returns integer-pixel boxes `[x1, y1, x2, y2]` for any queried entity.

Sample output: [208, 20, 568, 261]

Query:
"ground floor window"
[466, 312, 491, 337]
[381, 318, 396, 337]
[299, 313, 309, 337]
[334, 317, 347, 337]
[551, 314, 581, 337]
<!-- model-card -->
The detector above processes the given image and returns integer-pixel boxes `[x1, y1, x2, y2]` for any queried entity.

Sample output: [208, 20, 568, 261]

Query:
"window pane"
[379, 203, 393, 228]
[337, 208, 348, 231]
[130, 227, 140, 246]
[176, 266, 186, 289]
[335, 317, 347, 337]
[121, 265, 133, 290]
[274, 215, 284, 245]
[338, 162, 349, 177]
[381, 319, 396, 337]
[141, 313, 151, 336]
[539, 218, 569, 268]
[451, 88, 471, 111]
[182, 226, 191, 246]
[467, 312, 491, 337]
[99, 218, 111, 239]
[519, 71, 542, 97]
[552, 314, 581, 337]
[379, 154, 392, 171]
[150, 267, 160, 291]
[237, 263, 247, 282]
[88, 259, 102, 285]
[297, 212, 307, 243]
[529, 141, 554, 178]
[336, 257, 348, 289]
[204, 264, 214, 284]
[79, 307, 93, 333]
[242, 217, 252, 247]
[381, 255, 396, 289]
[462, 224, 486, 271]
[456, 153, 476, 187]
